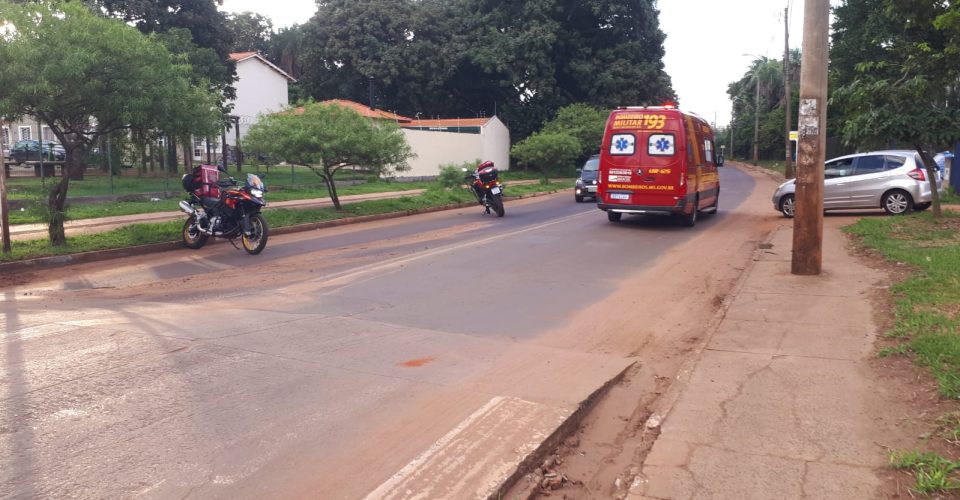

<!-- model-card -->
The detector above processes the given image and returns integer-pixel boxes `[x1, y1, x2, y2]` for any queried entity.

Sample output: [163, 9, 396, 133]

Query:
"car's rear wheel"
[882, 190, 913, 215]
[607, 211, 622, 222]
[779, 194, 796, 218]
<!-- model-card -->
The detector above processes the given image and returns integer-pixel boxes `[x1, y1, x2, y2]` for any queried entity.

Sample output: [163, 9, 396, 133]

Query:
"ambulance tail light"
[907, 167, 926, 181]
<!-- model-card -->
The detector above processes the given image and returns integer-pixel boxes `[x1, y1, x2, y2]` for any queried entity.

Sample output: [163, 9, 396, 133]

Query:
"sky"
[219, 0, 836, 128]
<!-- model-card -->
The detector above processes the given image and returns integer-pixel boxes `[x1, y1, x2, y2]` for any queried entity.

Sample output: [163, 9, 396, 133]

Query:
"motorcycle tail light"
[907, 167, 925, 181]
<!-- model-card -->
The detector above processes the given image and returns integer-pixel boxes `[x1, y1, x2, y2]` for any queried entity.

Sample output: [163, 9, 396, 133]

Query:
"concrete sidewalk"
[632, 220, 889, 499]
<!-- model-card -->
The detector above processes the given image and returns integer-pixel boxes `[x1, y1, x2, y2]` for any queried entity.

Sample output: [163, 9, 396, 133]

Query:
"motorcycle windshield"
[246, 174, 264, 190]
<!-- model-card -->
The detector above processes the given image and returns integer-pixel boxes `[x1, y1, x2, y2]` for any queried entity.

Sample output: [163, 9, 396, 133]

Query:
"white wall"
[228, 58, 289, 145]
[401, 129, 482, 177]
[480, 116, 510, 174]
[398, 117, 511, 178]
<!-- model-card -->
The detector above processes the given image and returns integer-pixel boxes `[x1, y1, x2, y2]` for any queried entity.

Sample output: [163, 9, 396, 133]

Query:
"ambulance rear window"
[609, 133, 636, 156]
[648, 134, 675, 156]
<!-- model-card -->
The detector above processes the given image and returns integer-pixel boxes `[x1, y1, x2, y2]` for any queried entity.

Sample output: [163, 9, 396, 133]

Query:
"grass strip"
[0, 183, 568, 262]
[3, 172, 549, 224]
[847, 211, 960, 496]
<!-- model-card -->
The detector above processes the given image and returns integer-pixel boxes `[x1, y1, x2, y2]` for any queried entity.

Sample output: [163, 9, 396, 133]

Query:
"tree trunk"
[182, 139, 193, 171]
[47, 146, 85, 246]
[915, 146, 942, 217]
[68, 144, 85, 180]
[148, 142, 155, 173]
[47, 174, 69, 245]
[324, 165, 342, 210]
[99, 137, 109, 173]
[167, 136, 177, 173]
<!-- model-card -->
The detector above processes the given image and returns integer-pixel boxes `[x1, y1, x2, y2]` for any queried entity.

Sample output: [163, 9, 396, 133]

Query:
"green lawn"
[0, 182, 569, 262]
[3, 167, 547, 224]
[847, 210, 960, 495]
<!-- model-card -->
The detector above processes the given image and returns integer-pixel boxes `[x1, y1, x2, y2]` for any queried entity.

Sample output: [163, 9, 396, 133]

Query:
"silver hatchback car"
[773, 150, 945, 217]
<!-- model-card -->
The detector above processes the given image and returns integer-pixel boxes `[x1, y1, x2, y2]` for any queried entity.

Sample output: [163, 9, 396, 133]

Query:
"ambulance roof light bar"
[618, 103, 677, 110]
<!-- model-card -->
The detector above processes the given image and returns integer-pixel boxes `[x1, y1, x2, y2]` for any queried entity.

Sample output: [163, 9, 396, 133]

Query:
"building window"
[193, 137, 204, 160]
[1, 127, 9, 148]
[41, 125, 55, 142]
[19, 126, 32, 141]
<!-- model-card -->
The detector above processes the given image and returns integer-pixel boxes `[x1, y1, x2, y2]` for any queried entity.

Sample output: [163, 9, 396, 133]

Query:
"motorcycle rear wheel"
[492, 194, 505, 217]
[241, 213, 269, 255]
[182, 216, 209, 249]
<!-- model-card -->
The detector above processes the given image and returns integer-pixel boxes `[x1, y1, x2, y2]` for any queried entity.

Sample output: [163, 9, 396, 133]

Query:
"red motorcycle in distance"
[179, 165, 269, 255]
[463, 160, 505, 217]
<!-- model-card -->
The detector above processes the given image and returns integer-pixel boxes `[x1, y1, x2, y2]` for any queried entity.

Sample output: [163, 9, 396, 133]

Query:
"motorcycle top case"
[182, 164, 221, 198]
[478, 166, 498, 184]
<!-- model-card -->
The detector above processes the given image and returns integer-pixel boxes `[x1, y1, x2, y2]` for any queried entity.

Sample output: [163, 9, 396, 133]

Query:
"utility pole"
[784, 5, 794, 179]
[792, 0, 829, 276]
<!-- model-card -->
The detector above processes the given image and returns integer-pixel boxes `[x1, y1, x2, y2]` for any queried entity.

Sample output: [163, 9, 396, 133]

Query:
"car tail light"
[907, 168, 926, 181]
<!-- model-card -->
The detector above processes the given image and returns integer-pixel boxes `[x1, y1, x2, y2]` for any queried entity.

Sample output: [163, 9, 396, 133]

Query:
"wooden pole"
[792, 0, 829, 276]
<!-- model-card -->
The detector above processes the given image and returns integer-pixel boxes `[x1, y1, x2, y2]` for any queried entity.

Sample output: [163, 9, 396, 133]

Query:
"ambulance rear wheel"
[607, 211, 622, 222]
[680, 198, 698, 227]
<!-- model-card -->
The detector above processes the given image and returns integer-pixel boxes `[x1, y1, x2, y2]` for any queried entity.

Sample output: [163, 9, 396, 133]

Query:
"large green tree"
[0, 1, 221, 245]
[830, 0, 960, 216]
[93, 0, 237, 103]
[226, 11, 273, 53]
[300, 0, 674, 145]
[243, 102, 414, 209]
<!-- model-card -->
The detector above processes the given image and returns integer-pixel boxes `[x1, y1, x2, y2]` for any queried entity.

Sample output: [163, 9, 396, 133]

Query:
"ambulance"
[596, 106, 721, 227]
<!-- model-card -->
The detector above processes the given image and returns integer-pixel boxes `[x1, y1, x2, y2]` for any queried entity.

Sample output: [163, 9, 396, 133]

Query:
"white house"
[192, 51, 296, 162]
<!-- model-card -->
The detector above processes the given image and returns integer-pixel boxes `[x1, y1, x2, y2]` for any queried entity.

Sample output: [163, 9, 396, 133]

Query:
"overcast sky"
[220, 0, 838, 127]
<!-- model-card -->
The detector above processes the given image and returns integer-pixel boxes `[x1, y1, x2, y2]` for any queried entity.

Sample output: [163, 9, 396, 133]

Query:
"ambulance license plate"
[610, 193, 630, 200]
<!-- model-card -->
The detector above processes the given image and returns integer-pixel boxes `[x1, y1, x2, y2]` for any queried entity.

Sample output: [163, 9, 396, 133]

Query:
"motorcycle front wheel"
[182, 216, 209, 249]
[492, 194, 505, 217]
[241, 213, 269, 255]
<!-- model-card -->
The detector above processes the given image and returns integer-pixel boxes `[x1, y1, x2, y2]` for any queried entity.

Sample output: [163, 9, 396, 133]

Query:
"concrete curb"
[493, 360, 639, 500]
[0, 188, 567, 274]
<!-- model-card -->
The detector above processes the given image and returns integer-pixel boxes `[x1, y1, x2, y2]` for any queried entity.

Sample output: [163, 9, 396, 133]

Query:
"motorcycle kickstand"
[228, 238, 242, 250]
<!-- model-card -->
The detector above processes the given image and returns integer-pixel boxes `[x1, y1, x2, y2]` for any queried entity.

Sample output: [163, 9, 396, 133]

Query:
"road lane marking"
[284, 211, 594, 294]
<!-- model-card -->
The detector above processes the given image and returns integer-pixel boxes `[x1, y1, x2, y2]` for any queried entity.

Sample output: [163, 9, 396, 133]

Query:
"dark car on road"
[575, 154, 600, 202]
[10, 139, 66, 164]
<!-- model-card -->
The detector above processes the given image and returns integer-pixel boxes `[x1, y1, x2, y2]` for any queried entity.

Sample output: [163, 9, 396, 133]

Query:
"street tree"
[243, 102, 414, 210]
[540, 103, 609, 162]
[511, 131, 581, 183]
[0, 1, 222, 245]
[830, 0, 960, 217]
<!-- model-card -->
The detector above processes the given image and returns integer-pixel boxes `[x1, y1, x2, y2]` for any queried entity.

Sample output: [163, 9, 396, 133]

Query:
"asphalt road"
[1, 167, 757, 499]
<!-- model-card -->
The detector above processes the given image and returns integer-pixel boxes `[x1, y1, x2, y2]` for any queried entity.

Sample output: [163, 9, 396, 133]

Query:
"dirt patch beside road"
[506, 165, 783, 497]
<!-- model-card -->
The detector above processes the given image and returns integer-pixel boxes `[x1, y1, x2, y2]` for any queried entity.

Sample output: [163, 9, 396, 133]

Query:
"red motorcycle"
[463, 160, 505, 217]
[179, 165, 269, 255]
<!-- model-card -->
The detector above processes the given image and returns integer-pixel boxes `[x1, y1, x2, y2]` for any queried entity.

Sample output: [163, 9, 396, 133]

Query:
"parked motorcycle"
[463, 161, 505, 217]
[179, 168, 269, 255]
